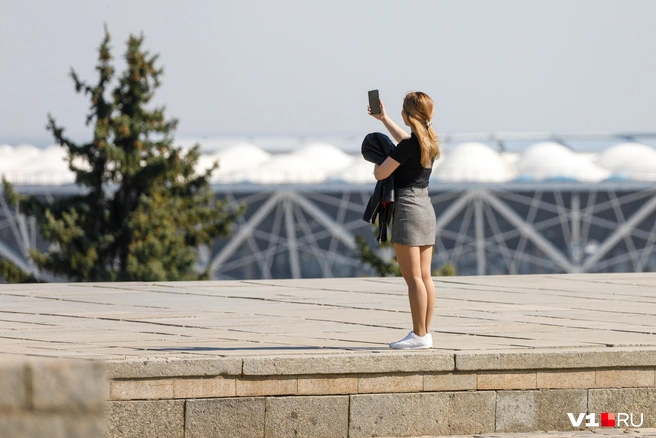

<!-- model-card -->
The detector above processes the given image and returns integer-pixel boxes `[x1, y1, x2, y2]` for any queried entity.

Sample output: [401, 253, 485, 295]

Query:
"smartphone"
[368, 90, 381, 114]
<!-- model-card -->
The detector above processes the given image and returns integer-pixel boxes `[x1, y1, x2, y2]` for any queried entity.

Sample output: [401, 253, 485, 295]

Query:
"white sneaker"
[389, 331, 432, 349]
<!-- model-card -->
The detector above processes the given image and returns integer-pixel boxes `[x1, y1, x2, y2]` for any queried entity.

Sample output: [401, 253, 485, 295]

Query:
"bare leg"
[419, 245, 435, 333]
[394, 243, 428, 336]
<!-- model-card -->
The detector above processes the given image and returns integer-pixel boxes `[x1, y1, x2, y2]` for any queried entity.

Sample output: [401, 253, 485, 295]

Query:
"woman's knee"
[420, 269, 433, 282]
[404, 275, 425, 289]
[421, 273, 434, 288]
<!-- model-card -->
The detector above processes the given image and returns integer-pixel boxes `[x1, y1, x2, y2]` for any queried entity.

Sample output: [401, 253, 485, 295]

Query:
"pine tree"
[0, 257, 40, 283]
[1, 27, 244, 282]
[355, 235, 401, 277]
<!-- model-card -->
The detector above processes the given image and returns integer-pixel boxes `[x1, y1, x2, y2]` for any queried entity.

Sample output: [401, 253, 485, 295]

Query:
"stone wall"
[0, 359, 106, 438]
[104, 349, 656, 437]
[4, 352, 650, 437]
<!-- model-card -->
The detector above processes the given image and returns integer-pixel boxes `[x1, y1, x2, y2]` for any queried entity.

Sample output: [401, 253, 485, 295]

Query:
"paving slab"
[0, 274, 654, 364]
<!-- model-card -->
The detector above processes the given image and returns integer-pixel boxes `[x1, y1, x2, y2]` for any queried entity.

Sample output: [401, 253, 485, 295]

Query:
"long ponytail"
[403, 92, 440, 167]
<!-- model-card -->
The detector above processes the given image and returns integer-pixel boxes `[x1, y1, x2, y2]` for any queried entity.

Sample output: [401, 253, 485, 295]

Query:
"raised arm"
[368, 100, 410, 143]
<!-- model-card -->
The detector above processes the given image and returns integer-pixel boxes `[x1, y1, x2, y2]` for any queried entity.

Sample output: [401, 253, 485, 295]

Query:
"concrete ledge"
[456, 347, 656, 371]
[242, 351, 455, 375]
[106, 357, 242, 379]
[105, 347, 656, 383]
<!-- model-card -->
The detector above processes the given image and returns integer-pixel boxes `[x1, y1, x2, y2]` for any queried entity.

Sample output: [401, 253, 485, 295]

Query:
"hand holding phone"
[368, 90, 381, 115]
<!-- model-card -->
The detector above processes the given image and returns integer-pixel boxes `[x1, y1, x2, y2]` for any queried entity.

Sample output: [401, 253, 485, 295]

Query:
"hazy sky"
[1, 0, 655, 145]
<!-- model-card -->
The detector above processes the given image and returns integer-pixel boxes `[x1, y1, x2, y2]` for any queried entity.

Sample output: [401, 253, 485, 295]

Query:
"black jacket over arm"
[361, 132, 395, 242]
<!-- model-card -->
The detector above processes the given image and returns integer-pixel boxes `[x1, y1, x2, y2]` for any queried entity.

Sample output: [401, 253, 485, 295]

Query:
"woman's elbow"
[373, 161, 395, 180]
[373, 169, 388, 180]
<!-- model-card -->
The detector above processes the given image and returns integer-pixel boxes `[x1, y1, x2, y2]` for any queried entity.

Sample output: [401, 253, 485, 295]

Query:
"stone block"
[265, 395, 348, 438]
[357, 374, 423, 393]
[423, 372, 476, 391]
[297, 376, 358, 395]
[236, 376, 297, 397]
[243, 352, 453, 376]
[496, 389, 587, 433]
[106, 357, 242, 379]
[30, 360, 106, 412]
[62, 415, 106, 438]
[0, 413, 105, 438]
[0, 362, 27, 410]
[0, 414, 39, 437]
[589, 388, 656, 427]
[533, 389, 588, 432]
[105, 400, 184, 438]
[496, 391, 535, 433]
[595, 369, 654, 388]
[185, 397, 265, 438]
[110, 379, 173, 400]
[456, 347, 656, 371]
[537, 370, 596, 389]
[173, 377, 236, 398]
[477, 371, 536, 390]
[349, 391, 495, 437]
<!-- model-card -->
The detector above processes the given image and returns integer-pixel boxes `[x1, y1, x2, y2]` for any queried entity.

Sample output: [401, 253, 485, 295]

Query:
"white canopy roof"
[516, 142, 610, 182]
[3, 140, 656, 185]
[330, 160, 376, 184]
[203, 143, 271, 183]
[242, 154, 327, 184]
[0, 144, 72, 184]
[432, 142, 515, 182]
[292, 143, 354, 173]
[596, 142, 656, 180]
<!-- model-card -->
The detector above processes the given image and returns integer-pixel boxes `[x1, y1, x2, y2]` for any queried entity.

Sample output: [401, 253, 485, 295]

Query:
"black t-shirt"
[389, 133, 432, 189]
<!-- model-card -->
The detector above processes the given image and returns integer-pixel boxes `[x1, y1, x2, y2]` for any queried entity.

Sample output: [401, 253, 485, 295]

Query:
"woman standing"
[368, 91, 440, 349]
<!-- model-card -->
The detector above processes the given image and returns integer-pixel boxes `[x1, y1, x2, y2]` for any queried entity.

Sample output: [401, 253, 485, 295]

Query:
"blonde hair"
[402, 91, 440, 167]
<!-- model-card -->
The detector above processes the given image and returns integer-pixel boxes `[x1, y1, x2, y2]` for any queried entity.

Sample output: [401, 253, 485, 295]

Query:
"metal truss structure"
[2, 183, 656, 281]
[205, 183, 656, 279]
[0, 193, 38, 276]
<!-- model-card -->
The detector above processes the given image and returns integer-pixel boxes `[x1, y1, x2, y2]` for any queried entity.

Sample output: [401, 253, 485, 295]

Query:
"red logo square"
[601, 412, 615, 427]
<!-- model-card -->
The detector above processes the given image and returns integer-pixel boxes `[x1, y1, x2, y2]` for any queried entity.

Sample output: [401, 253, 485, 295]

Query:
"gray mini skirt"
[391, 186, 436, 246]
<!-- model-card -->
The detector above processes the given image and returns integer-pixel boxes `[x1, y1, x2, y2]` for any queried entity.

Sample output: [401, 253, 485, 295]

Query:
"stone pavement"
[2, 273, 656, 437]
[0, 273, 655, 359]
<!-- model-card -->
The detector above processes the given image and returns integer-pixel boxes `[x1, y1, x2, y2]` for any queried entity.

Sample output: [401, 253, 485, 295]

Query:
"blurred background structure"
[3, 132, 656, 280]
[2, 0, 656, 281]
